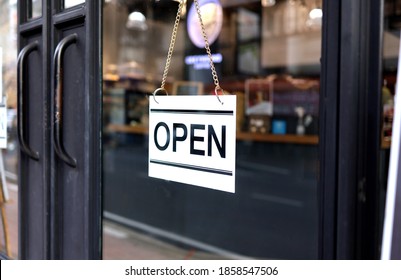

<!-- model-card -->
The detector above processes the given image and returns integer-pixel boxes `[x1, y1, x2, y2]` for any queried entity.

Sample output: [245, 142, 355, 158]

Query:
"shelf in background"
[105, 124, 148, 134]
[236, 131, 318, 145]
[382, 138, 391, 149]
[105, 124, 319, 145]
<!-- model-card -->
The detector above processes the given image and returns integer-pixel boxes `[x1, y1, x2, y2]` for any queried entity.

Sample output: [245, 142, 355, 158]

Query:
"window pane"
[103, 0, 322, 259]
[380, 0, 401, 256]
[29, 0, 42, 19]
[64, 0, 85, 9]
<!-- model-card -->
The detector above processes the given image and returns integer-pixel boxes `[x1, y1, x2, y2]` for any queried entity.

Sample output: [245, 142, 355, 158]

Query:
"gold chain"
[193, 0, 221, 90]
[160, 0, 222, 94]
[160, 0, 184, 90]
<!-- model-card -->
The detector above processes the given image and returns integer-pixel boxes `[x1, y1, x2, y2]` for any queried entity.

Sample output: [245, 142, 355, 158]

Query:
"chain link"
[193, 0, 221, 90]
[160, 0, 183, 90]
[160, 0, 222, 94]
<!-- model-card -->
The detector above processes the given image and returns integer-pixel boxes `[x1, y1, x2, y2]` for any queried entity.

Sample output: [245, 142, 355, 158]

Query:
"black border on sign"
[150, 159, 233, 176]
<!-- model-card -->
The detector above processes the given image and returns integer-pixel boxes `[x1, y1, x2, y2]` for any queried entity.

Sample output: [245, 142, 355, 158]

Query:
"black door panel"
[18, 1, 102, 260]
[18, 23, 49, 259]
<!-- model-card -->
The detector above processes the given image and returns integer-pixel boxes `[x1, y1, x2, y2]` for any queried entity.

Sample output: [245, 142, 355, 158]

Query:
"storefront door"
[11, 0, 394, 260]
[99, 0, 388, 260]
[17, 0, 102, 259]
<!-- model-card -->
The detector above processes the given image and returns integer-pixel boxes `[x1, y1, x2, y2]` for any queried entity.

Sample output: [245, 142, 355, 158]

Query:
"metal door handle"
[17, 41, 40, 161]
[53, 34, 78, 168]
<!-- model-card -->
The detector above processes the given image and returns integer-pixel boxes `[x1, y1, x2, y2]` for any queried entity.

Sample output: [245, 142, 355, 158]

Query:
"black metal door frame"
[17, 0, 102, 260]
[319, 0, 384, 259]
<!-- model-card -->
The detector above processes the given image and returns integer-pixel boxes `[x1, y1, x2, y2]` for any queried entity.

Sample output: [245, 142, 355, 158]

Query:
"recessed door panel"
[50, 3, 102, 259]
[18, 33, 48, 259]
[53, 25, 87, 259]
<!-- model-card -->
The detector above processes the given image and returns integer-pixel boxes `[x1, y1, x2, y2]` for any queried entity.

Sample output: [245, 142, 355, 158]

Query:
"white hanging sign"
[0, 106, 6, 149]
[148, 95, 236, 193]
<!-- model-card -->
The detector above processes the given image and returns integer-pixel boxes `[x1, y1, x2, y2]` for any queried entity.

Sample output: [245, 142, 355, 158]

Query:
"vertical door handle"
[53, 34, 78, 168]
[17, 41, 40, 161]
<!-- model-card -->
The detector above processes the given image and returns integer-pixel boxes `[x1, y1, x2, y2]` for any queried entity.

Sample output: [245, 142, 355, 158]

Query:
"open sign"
[148, 95, 236, 193]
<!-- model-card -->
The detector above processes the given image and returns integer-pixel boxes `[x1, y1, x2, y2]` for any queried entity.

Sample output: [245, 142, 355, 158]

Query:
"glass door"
[381, 0, 401, 260]
[102, 0, 322, 259]
[0, 0, 392, 260]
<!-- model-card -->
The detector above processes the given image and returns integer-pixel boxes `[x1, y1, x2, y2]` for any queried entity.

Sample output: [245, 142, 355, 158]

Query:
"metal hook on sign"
[215, 86, 224, 105]
[152, 88, 168, 104]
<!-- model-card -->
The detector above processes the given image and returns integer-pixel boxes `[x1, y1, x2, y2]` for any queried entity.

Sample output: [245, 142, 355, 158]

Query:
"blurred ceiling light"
[261, 0, 276, 7]
[307, 0, 322, 27]
[126, 11, 148, 31]
[309, 7, 323, 20]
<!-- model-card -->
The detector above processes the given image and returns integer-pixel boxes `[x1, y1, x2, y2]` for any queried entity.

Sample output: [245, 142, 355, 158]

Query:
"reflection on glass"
[29, 0, 42, 19]
[65, 0, 85, 9]
[382, 0, 400, 148]
[102, 0, 321, 259]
